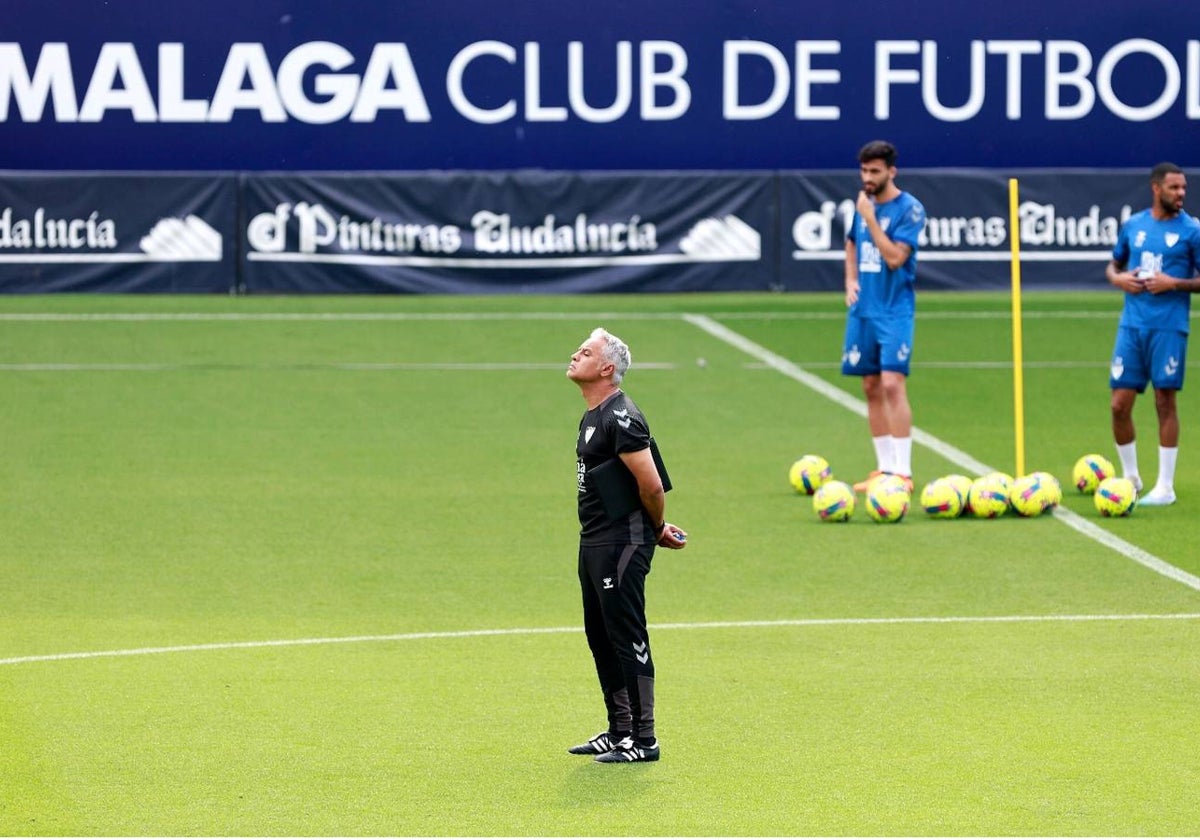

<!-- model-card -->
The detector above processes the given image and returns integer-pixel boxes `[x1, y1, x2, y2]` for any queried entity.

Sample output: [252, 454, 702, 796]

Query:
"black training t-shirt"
[576, 390, 655, 546]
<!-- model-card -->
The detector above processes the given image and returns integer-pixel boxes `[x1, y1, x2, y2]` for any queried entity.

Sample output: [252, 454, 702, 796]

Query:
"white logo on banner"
[140, 216, 222, 261]
[679, 215, 761, 260]
[247, 202, 762, 268]
[792, 197, 1134, 264]
[0, 210, 221, 264]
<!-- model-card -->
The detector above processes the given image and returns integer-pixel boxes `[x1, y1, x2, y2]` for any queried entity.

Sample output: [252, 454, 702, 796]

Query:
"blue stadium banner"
[0, 0, 1195, 171]
[0, 173, 237, 293]
[241, 171, 773, 293]
[780, 169, 1152, 291]
[0, 168, 1174, 294]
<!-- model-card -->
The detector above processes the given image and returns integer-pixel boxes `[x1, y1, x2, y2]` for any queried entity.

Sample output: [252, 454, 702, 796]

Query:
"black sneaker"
[594, 737, 660, 763]
[567, 732, 618, 755]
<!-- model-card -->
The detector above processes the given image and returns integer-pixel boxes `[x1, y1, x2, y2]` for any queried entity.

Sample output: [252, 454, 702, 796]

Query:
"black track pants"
[578, 542, 656, 741]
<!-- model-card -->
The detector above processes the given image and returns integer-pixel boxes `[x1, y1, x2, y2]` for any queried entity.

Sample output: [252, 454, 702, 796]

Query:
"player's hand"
[1113, 271, 1145, 294]
[855, 191, 876, 222]
[1143, 272, 1177, 295]
[845, 279, 860, 307]
[657, 524, 687, 550]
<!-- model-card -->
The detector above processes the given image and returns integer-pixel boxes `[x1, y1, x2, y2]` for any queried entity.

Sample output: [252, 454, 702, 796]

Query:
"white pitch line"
[758, 361, 1104, 371]
[790, 249, 1115, 262]
[0, 361, 676, 373]
[0, 360, 1096, 374]
[4, 612, 1200, 668]
[710, 310, 1127, 321]
[0, 311, 684, 322]
[0, 309, 1143, 322]
[683, 313, 1200, 593]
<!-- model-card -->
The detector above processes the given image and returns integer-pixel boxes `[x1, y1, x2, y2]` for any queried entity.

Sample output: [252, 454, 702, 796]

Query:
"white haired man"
[565, 327, 686, 763]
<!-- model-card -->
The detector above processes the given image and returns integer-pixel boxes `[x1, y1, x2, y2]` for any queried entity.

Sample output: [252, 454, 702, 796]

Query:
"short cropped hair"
[1151, 161, 1183, 184]
[591, 327, 631, 385]
[858, 140, 898, 168]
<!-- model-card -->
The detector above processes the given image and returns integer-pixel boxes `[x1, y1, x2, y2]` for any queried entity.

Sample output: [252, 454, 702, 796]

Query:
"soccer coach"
[565, 327, 687, 764]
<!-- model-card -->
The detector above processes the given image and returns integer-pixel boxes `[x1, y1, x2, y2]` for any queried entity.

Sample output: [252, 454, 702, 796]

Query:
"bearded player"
[1106, 162, 1200, 506]
[842, 140, 927, 493]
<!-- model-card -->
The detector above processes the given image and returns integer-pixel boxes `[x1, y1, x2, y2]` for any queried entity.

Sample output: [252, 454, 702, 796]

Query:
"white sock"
[893, 436, 913, 477]
[873, 435, 895, 473]
[1116, 441, 1139, 483]
[1157, 446, 1178, 490]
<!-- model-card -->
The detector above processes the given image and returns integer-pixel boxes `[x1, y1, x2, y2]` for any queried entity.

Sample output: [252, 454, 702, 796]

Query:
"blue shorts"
[842, 313, 913, 376]
[1109, 326, 1187, 392]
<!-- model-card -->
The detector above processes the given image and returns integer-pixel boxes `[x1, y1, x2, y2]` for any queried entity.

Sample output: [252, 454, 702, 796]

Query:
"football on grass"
[1073, 453, 1115, 494]
[813, 480, 855, 522]
[1010, 474, 1049, 517]
[920, 478, 963, 518]
[866, 474, 909, 523]
[968, 475, 1010, 518]
[789, 454, 832, 495]
[1094, 476, 1136, 517]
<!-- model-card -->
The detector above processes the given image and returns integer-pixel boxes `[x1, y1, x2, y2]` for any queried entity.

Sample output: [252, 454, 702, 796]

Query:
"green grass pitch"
[4, 291, 1200, 835]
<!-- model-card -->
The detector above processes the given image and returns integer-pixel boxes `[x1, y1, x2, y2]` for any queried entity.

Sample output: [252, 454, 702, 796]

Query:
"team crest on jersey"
[1166, 233, 1180, 248]
[584, 426, 596, 443]
[880, 218, 891, 232]
[1135, 231, 1147, 247]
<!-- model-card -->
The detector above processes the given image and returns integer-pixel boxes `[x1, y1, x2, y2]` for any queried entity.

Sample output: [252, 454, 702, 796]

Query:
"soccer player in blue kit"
[842, 140, 926, 492]
[1106, 162, 1200, 506]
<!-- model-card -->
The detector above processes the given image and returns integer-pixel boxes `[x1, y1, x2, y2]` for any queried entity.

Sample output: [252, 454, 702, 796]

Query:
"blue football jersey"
[1114, 209, 1200, 334]
[846, 191, 926, 320]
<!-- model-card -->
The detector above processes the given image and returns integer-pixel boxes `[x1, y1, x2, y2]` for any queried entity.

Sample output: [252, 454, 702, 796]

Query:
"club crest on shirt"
[1166, 233, 1180, 248]
[584, 426, 596, 443]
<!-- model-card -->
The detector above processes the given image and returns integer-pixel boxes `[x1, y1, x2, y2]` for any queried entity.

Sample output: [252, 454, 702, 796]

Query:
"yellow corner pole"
[1009, 178, 1026, 477]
